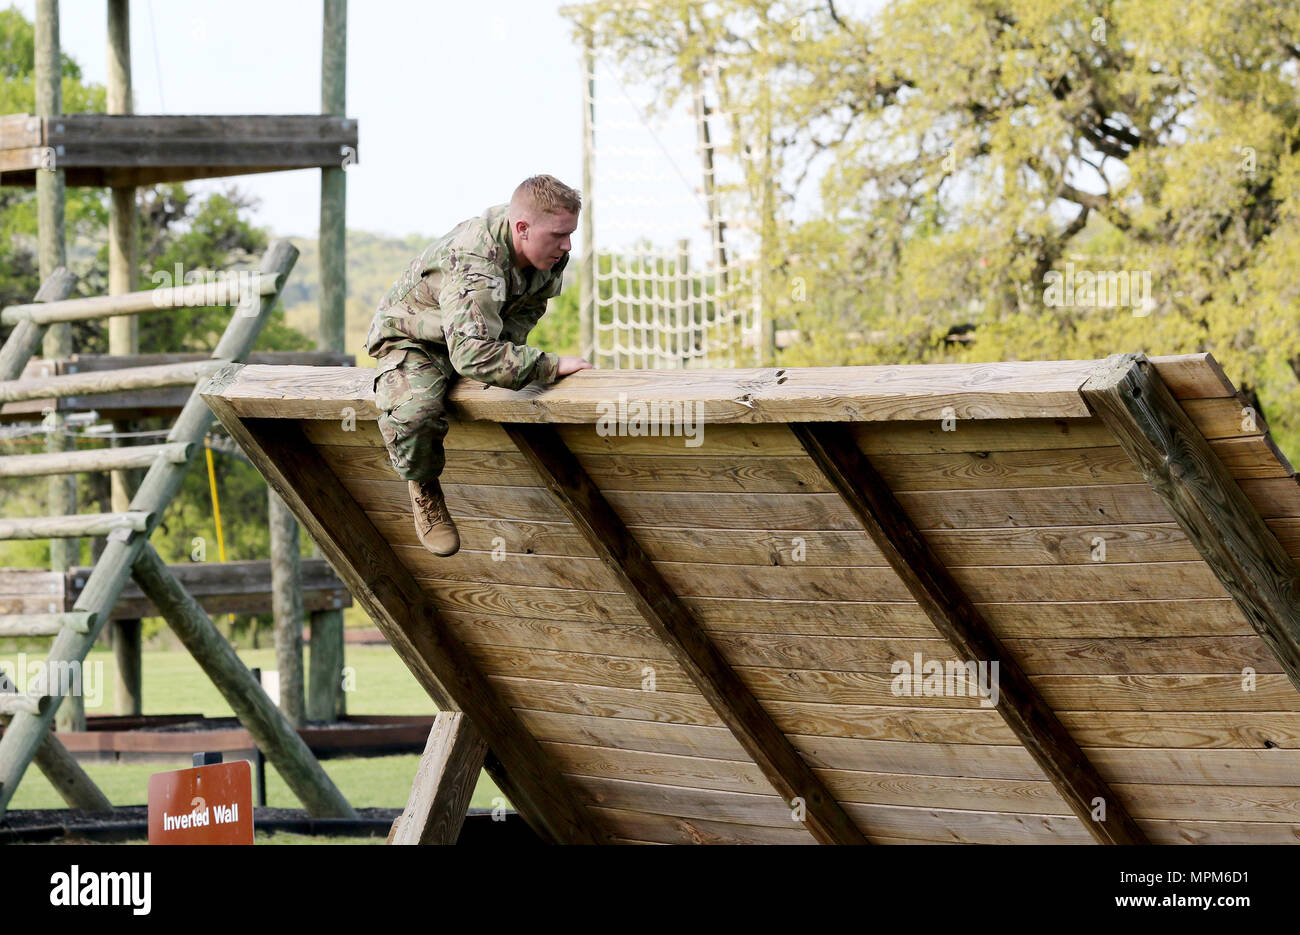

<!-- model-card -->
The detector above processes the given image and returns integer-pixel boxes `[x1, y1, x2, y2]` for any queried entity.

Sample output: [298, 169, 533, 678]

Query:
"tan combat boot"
[408, 479, 460, 557]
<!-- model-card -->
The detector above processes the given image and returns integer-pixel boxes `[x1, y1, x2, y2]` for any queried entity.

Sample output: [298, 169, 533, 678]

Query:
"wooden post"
[32, 723, 113, 812]
[0, 269, 76, 380]
[111, 618, 142, 716]
[311, 0, 348, 723]
[307, 607, 345, 719]
[758, 30, 776, 368]
[107, 0, 143, 717]
[34, 0, 65, 286]
[320, 0, 347, 353]
[37, 0, 81, 732]
[579, 29, 596, 362]
[1, 715, 113, 813]
[390, 712, 489, 845]
[270, 489, 305, 727]
[131, 544, 355, 817]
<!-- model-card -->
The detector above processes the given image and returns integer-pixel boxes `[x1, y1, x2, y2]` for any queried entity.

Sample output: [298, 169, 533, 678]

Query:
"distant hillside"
[280, 229, 579, 365]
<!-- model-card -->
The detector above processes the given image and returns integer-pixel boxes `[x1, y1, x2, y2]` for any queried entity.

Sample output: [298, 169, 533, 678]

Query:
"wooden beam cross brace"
[389, 712, 490, 845]
[505, 422, 869, 845]
[790, 421, 1148, 845]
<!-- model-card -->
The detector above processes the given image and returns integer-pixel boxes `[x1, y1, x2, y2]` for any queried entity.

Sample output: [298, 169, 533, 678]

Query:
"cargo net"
[586, 55, 763, 369]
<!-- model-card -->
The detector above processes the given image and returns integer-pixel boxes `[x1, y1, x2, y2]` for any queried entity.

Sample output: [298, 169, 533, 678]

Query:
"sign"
[148, 760, 253, 845]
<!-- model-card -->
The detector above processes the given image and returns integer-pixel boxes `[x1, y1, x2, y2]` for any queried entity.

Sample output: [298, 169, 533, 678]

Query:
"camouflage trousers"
[372, 344, 457, 482]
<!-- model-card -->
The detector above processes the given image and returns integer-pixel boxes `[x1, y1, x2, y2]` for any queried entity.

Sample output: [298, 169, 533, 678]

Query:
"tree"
[567, 0, 1300, 453]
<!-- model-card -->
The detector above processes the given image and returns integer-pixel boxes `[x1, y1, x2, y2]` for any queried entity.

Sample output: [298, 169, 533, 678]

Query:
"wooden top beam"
[0, 114, 358, 188]
[210, 359, 1121, 424]
[208, 355, 1231, 426]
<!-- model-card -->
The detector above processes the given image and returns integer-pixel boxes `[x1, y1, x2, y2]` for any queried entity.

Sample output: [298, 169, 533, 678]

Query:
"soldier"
[365, 175, 593, 556]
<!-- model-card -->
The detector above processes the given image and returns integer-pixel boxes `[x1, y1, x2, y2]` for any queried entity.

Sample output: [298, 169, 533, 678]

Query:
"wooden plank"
[477, 647, 1300, 710]
[1081, 354, 1300, 699]
[341, 477, 1182, 530]
[0, 612, 90, 637]
[590, 806, 816, 844]
[391, 712, 490, 845]
[0, 441, 191, 477]
[1149, 353, 1236, 399]
[214, 359, 1103, 424]
[0, 359, 224, 402]
[65, 558, 351, 619]
[792, 421, 1145, 844]
[24, 113, 357, 138]
[197, 387, 604, 845]
[504, 422, 869, 845]
[547, 742, 1300, 823]
[264, 505, 1300, 571]
[484, 690, 1300, 784]
[455, 607, 1274, 673]
[1180, 396, 1268, 439]
[0, 511, 150, 541]
[1, 274, 281, 325]
[325, 434, 1292, 497]
[546, 708, 1300, 789]
[412, 572, 1255, 638]
[519, 702, 1300, 751]
[26, 349, 355, 374]
[571, 775, 1091, 844]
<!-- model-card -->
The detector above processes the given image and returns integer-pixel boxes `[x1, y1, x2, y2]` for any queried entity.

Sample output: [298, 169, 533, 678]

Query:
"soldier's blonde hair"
[512, 175, 582, 217]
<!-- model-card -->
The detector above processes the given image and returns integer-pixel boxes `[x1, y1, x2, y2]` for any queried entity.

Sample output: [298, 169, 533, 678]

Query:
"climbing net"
[584, 55, 764, 369]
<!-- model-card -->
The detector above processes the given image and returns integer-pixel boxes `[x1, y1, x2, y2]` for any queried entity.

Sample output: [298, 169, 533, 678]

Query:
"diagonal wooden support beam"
[201, 374, 603, 845]
[0, 714, 112, 813]
[1082, 353, 1300, 693]
[132, 543, 355, 818]
[505, 422, 869, 845]
[790, 421, 1147, 845]
[390, 712, 490, 845]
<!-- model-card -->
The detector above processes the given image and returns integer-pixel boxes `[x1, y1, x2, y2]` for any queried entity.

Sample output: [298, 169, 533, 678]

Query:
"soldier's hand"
[556, 356, 594, 376]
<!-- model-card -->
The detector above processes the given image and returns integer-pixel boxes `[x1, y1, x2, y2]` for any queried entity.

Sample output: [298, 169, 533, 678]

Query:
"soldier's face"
[522, 211, 578, 271]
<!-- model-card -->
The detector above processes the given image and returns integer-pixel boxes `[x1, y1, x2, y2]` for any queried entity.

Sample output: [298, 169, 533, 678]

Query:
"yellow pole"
[205, 441, 228, 563]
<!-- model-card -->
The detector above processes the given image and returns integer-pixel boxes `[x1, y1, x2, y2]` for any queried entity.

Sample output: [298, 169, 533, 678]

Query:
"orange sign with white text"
[148, 761, 253, 845]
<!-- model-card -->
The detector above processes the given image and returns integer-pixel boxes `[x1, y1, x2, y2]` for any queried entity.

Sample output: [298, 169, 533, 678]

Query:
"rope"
[204, 440, 228, 564]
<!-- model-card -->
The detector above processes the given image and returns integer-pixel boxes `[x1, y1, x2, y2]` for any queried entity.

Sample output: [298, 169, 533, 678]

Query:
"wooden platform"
[0, 351, 354, 422]
[0, 114, 358, 187]
[0, 558, 351, 623]
[202, 354, 1300, 844]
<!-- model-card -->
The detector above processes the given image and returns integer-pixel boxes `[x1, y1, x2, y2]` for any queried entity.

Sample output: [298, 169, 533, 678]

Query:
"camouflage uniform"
[365, 203, 566, 482]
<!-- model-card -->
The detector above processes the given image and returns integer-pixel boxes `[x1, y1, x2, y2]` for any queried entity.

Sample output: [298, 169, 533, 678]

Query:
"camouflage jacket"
[364, 203, 564, 389]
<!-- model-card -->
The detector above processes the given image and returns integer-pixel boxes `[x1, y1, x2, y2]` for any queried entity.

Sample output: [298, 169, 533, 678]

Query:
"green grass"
[6, 644, 506, 814]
